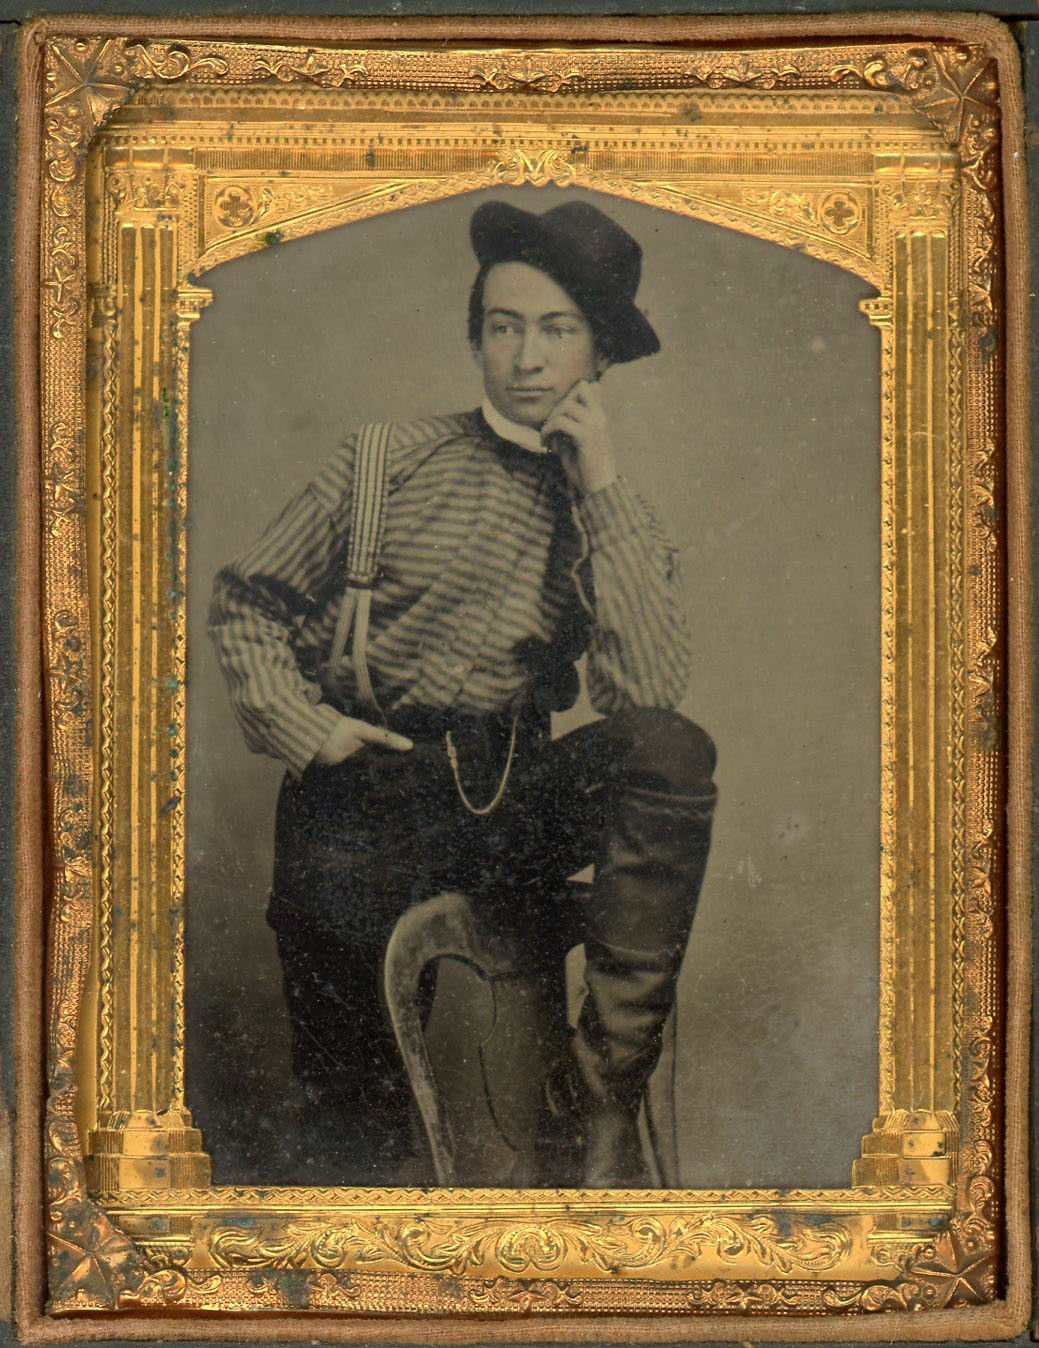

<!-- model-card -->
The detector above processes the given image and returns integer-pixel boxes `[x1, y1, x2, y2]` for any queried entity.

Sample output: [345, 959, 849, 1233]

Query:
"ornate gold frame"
[21, 12, 1030, 1336]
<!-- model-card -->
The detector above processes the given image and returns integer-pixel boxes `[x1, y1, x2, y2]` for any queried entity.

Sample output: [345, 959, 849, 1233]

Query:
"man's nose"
[515, 328, 546, 371]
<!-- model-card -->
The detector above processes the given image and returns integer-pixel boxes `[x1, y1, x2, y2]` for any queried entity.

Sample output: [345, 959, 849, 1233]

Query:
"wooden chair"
[383, 883, 679, 1187]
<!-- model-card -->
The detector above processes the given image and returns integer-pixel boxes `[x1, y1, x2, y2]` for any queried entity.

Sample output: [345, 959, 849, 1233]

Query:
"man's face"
[476, 261, 603, 430]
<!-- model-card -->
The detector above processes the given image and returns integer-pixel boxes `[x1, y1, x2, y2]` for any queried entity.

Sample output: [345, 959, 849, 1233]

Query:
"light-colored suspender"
[321, 419, 518, 815]
[322, 422, 391, 720]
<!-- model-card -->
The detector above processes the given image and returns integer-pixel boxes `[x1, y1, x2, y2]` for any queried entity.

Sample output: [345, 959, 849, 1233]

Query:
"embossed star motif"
[910, 1225, 995, 1308]
[915, 49, 997, 146]
[45, 38, 136, 131]
[47, 1215, 142, 1309]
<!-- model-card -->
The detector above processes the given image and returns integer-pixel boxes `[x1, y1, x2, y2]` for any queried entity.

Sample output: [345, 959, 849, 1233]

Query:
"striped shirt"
[209, 409, 691, 778]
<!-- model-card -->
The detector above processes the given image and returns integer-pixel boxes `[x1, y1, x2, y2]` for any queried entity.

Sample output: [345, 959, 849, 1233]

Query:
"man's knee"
[604, 707, 717, 798]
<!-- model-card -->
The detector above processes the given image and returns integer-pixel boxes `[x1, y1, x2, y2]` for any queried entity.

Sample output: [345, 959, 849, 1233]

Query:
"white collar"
[481, 398, 547, 455]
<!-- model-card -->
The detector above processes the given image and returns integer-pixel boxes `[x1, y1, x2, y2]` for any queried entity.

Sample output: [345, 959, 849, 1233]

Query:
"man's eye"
[546, 325, 577, 339]
[489, 321, 516, 337]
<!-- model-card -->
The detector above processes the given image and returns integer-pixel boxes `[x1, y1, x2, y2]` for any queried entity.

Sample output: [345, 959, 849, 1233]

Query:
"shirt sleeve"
[572, 477, 692, 713]
[207, 441, 356, 778]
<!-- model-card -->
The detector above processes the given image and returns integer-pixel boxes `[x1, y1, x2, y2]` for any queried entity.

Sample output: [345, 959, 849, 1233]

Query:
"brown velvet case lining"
[11, 10, 1031, 1342]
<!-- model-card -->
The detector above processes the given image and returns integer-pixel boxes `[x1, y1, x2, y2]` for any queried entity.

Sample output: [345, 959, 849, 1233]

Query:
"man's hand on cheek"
[313, 716, 413, 767]
[541, 379, 619, 498]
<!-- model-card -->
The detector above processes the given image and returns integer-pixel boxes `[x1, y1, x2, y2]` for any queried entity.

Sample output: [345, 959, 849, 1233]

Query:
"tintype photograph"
[186, 185, 882, 1193]
[17, 11, 1029, 1333]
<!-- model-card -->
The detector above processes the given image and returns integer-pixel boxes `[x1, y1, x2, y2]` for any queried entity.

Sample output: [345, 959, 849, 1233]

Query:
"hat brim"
[470, 202, 659, 364]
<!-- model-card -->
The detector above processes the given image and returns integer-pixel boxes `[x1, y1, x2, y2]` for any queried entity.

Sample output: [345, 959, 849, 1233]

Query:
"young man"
[209, 198, 717, 1188]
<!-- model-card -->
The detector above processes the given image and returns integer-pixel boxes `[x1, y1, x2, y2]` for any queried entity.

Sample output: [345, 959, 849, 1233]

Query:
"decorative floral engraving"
[44, 111, 87, 220]
[53, 799, 93, 926]
[687, 54, 801, 88]
[972, 434, 998, 542]
[958, 1139, 997, 1248]
[302, 1270, 360, 1306]
[253, 50, 369, 87]
[207, 1211, 852, 1278]
[199, 183, 353, 256]
[686, 1279, 804, 1311]
[969, 192, 998, 330]
[469, 55, 585, 92]
[129, 1267, 224, 1304]
[44, 422, 84, 536]
[624, 179, 882, 288]
[965, 1023, 998, 1152]
[44, 114, 87, 189]
[743, 188, 816, 228]
[819, 190, 862, 235]
[969, 623, 1000, 727]
[125, 42, 229, 81]
[493, 147, 576, 186]
[867, 1236, 937, 1275]
[44, 227, 80, 340]
[213, 184, 272, 230]
[106, 170, 183, 211]
[879, 174, 960, 227]
[464, 1277, 583, 1312]
[48, 610, 87, 735]
[265, 183, 341, 216]
[743, 188, 864, 238]
[967, 830, 998, 913]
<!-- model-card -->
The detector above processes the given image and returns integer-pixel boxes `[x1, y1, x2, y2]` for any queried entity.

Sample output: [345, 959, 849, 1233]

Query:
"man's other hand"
[540, 379, 619, 498]
[312, 716, 413, 767]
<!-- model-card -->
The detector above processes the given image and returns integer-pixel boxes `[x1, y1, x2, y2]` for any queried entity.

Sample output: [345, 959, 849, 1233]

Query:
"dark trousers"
[268, 707, 717, 1186]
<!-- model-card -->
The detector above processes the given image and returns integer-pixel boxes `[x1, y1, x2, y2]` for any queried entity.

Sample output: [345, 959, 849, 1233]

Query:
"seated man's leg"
[499, 708, 718, 1188]
[268, 747, 455, 1185]
[271, 921, 415, 1185]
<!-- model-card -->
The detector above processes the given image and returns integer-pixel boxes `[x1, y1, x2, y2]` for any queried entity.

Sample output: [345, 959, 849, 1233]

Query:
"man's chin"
[503, 400, 550, 429]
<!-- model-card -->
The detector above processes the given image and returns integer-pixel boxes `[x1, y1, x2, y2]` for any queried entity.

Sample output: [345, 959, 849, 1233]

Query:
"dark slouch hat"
[470, 200, 659, 364]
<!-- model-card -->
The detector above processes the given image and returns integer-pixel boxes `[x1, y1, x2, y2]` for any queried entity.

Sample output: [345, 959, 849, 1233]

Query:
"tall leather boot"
[536, 712, 717, 1189]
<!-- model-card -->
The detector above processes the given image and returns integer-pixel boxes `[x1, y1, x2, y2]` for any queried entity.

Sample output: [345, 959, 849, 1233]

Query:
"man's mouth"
[509, 386, 551, 395]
